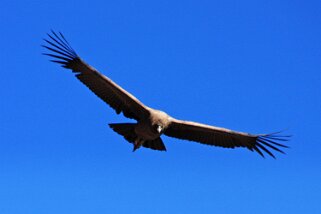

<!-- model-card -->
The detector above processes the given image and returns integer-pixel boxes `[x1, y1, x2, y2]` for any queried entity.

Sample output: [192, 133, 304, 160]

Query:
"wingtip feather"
[253, 133, 289, 158]
[43, 30, 79, 68]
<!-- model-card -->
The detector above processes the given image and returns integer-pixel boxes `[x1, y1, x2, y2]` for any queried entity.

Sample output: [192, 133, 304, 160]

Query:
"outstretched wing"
[43, 31, 150, 121]
[164, 118, 289, 158]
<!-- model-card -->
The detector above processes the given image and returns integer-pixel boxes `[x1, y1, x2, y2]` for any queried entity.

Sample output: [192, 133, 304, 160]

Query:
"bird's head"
[153, 124, 164, 134]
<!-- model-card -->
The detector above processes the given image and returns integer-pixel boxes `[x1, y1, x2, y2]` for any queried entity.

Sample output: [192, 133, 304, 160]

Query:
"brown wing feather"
[43, 31, 149, 121]
[164, 118, 289, 158]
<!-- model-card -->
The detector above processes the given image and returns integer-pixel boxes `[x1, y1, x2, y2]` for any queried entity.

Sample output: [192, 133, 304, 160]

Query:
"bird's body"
[135, 109, 170, 140]
[110, 109, 171, 151]
[43, 31, 289, 158]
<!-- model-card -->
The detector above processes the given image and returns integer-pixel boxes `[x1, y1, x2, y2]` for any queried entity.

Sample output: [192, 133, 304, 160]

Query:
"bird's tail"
[109, 123, 137, 143]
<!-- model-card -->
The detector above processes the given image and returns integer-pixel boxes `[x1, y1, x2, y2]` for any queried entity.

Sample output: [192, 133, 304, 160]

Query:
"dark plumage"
[43, 31, 290, 158]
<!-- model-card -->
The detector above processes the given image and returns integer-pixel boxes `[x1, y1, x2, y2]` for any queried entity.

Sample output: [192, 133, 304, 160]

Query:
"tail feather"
[109, 123, 136, 143]
[143, 138, 167, 151]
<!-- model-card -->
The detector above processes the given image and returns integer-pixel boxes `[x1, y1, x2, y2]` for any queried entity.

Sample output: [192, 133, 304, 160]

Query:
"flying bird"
[43, 31, 289, 158]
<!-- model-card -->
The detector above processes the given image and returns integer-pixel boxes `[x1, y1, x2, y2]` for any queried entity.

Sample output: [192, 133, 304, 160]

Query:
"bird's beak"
[157, 125, 162, 133]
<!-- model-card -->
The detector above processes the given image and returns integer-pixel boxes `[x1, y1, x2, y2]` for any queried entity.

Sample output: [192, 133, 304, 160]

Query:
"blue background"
[1, 0, 320, 213]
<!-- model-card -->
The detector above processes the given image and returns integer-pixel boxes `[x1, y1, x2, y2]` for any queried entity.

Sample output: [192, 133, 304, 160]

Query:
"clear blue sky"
[1, 0, 320, 213]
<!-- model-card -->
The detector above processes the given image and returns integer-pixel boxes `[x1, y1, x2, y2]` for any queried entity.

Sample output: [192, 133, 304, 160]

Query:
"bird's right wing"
[43, 31, 150, 121]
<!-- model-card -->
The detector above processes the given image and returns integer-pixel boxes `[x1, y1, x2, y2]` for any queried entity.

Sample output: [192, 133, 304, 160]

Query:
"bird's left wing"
[164, 118, 289, 158]
[43, 31, 150, 121]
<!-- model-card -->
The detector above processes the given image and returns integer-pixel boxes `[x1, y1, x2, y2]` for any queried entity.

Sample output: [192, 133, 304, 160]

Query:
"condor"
[43, 31, 289, 158]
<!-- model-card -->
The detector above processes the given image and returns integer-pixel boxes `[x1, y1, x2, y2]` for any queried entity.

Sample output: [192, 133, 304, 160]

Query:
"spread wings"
[164, 118, 289, 158]
[43, 31, 150, 121]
